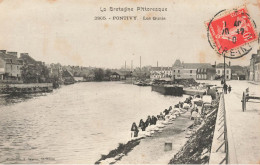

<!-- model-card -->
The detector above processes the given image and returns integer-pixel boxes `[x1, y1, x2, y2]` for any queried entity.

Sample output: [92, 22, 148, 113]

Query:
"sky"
[0, 0, 259, 69]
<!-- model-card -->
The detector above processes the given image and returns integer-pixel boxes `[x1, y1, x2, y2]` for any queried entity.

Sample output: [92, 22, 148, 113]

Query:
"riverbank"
[0, 83, 53, 95]
[117, 112, 194, 164]
[94, 92, 219, 164]
[94, 108, 194, 164]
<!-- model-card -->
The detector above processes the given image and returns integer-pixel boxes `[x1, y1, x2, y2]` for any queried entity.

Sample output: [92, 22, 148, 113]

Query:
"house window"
[227, 70, 229, 74]
[174, 70, 175, 72]
[190, 70, 192, 73]
[178, 70, 180, 73]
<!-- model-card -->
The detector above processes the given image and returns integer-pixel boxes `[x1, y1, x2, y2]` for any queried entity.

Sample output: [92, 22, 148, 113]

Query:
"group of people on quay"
[221, 80, 232, 94]
[130, 95, 198, 138]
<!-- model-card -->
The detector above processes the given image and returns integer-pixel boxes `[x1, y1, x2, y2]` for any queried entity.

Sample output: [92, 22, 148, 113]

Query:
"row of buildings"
[0, 50, 47, 82]
[0, 50, 87, 84]
[0, 49, 133, 84]
[1, 47, 259, 83]
[150, 59, 249, 81]
[151, 47, 260, 82]
[249, 49, 260, 82]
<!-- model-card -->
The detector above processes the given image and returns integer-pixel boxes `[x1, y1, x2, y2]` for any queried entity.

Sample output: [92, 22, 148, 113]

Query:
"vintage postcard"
[0, 0, 260, 164]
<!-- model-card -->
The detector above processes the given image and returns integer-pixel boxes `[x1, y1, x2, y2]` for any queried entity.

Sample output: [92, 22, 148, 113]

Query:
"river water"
[0, 82, 184, 163]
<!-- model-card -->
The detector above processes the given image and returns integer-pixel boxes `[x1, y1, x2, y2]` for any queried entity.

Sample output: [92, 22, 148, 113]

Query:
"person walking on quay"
[131, 122, 139, 138]
[139, 119, 146, 131]
[228, 85, 232, 93]
[223, 83, 228, 94]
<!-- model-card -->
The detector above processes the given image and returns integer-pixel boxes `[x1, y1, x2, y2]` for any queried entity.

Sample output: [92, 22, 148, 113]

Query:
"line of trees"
[93, 68, 114, 81]
[20, 64, 50, 83]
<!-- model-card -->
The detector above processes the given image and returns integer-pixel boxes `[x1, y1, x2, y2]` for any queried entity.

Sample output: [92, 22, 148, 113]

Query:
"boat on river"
[151, 84, 183, 96]
[183, 88, 206, 96]
[134, 81, 150, 86]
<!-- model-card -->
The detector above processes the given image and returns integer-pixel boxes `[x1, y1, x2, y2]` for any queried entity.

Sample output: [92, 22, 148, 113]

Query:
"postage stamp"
[207, 7, 258, 59]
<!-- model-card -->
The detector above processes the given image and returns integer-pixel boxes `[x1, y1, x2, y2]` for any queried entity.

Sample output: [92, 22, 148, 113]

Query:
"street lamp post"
[224, 54, 226, 83]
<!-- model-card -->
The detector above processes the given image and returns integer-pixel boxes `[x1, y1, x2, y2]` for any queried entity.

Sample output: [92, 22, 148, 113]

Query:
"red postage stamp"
[207, 7, 258, 58]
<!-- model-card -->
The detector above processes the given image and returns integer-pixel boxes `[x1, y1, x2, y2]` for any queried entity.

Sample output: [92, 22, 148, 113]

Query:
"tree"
[39, 65, 50, 83]
[21, 65, 38, 83]
[21, 64, 50, 83]
[105, 69, 112, 78]
[94, 68, 104, 81]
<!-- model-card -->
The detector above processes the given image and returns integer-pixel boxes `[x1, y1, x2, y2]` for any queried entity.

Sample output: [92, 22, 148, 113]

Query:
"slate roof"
[0, 52, 23, 65]
[172, 59, 212, 69]
[216, 63, 230, 68]
[19, 53, 37, 65]
[230, 65, 246, 74]
[151, 67, 172, 70]
[183, 63, 212, 69]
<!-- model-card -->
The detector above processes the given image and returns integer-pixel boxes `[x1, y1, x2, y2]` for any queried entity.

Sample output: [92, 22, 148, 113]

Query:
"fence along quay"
[209, 93, 237, 164]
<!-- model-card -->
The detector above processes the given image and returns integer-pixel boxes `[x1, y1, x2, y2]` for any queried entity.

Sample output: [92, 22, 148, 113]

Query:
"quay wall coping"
[209, 93, 227, 164]
[224, 94, 238, 164]
[209, 93, 238, 164]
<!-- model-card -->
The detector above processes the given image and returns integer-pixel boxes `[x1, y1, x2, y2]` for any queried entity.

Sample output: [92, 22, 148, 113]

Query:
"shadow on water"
[0, 93, 47, 106]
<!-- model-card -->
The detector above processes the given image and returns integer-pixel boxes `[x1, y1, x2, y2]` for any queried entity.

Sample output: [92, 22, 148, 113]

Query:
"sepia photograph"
[0, 0, 260, 164]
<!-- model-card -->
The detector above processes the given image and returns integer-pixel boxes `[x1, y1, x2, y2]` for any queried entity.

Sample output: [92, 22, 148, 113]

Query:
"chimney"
[0, 50, 6, 54]
[157, 61, 158, 67]
[7, 52, 18, 58]
[215, 61, 216, 66]
[229, 61, 231, 67]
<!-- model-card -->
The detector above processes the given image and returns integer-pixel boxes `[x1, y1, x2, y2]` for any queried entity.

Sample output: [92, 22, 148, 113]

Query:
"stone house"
[230, 65, 247, 80]
[0, 50, 23, 81]
[172, 59, 213, 80]
[249, 49, 260, 82]
[150, 67, 172, 80]
[215, 62, 232, 80]
[196, 66, 216, 80]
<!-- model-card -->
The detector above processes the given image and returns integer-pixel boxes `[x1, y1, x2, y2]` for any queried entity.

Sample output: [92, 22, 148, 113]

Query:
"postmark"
[207, 7, 258, 59]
